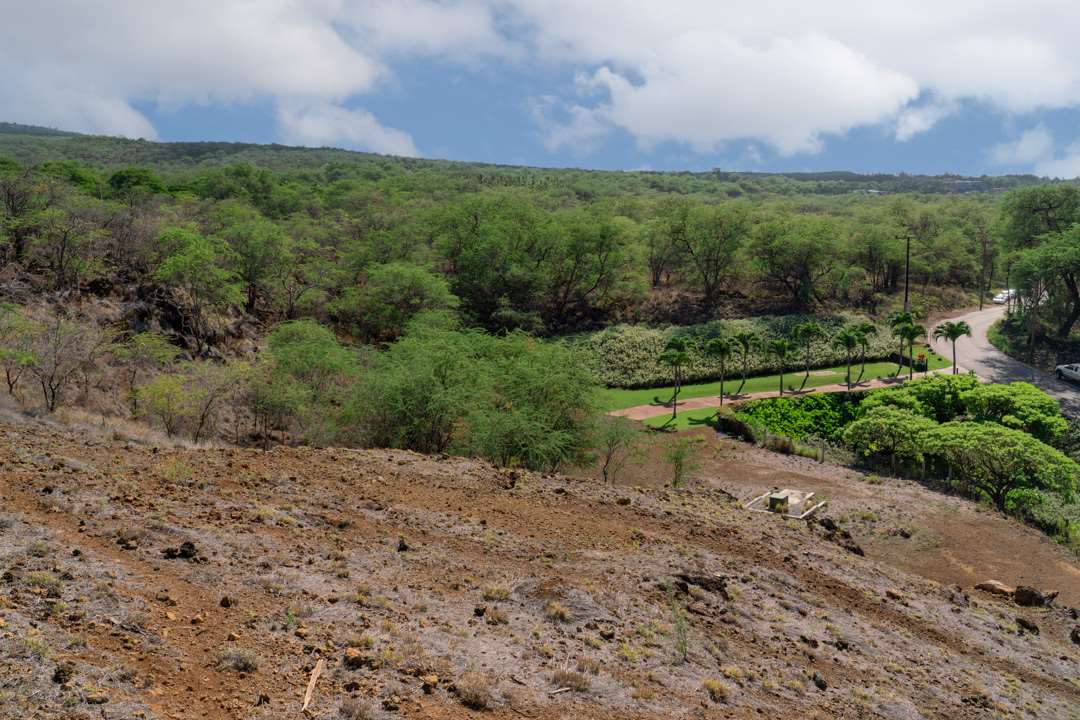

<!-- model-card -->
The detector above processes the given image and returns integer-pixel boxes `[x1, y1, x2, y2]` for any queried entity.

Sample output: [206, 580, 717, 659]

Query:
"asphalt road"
[930, 304, 1080, 416]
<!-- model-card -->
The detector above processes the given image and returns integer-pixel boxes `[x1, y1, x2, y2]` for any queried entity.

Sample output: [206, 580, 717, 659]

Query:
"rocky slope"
[1, 414, 1078, 720]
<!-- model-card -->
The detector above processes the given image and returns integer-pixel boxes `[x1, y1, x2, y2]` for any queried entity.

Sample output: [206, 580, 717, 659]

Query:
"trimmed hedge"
[568, 314, 896, 388]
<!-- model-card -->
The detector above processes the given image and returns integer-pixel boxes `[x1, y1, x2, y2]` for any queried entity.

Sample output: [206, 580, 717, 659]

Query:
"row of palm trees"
[657, 315, 973, 419]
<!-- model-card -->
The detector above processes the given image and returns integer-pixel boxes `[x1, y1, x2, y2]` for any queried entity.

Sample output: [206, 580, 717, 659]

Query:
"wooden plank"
[301, 658, 325, 713]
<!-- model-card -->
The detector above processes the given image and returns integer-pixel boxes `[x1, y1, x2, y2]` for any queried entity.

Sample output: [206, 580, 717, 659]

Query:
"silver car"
[1056, 363, 1080, 382]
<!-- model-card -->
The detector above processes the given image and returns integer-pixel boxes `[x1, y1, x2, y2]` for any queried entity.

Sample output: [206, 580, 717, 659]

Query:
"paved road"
[930, 304, 1080, 416]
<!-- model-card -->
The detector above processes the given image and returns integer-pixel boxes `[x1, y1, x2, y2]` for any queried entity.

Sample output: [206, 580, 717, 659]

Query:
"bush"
[569, 314, 895, 388]
[859, 374, 979, 423]
[341, 320, 597, 471]
[843, 406, 938, 474]
[960, 381, 1068, 443]
[922, 421, 1078, 511]
[734, 394, 854, 441]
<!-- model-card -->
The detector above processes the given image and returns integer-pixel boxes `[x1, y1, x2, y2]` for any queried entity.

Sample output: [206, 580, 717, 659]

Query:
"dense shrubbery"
[734, 394, 855, 441]
[858, 373, 978, 422]
[720, 375, 1080, 546]
[571, 315, 896, 388]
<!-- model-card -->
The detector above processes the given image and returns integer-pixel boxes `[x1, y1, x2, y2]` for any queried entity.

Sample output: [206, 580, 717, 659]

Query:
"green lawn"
[599, 345, 951, 412]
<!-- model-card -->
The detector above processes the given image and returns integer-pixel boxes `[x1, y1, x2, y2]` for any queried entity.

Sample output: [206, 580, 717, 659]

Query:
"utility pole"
[977, 224, 990, 311]
[902, 232, 911, 314]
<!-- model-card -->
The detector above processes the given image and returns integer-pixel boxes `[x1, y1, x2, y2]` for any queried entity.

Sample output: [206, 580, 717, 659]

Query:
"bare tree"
[25, 310, 112, 412]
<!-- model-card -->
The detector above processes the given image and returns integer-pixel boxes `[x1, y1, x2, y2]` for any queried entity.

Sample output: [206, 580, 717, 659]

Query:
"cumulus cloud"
[10, 1, 1080, 160]
[504, 0, 1080, 155]
[986, 125, 1080, 178]
[895, 101, 956, 142]
[0, 1, 507, 151]
[1035, 144, 1080, 179]
[278, 103, 417, 156]
[989, 125, 1055, 166]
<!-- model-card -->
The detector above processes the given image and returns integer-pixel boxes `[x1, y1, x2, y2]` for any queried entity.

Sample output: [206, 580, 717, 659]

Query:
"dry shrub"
[552, 669, 591, 692]
[216, 646, 259, 673]
[338, 698, 375, 720]
[456, 671, 494, 710]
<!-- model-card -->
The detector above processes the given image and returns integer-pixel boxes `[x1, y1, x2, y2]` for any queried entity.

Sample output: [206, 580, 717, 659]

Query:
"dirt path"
[610, 367, 958, 420]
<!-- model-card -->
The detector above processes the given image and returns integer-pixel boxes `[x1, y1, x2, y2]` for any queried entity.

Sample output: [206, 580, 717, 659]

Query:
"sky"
[5, 1, 1080, 176]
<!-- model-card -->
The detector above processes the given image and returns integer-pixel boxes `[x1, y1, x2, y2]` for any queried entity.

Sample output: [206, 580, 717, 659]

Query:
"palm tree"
[896, 323, 927, 381]
[932, 320, 971, 375]
[887, 311, 915, 376]
[791, 321, 826, 390]
[854, 321, 877, 383]
[659, 337, 692, 421]
[704, 336, 736, 406]
[733, 330, 759, 395]
[767, 338, 797, 396]
[831, 327, 861, 392]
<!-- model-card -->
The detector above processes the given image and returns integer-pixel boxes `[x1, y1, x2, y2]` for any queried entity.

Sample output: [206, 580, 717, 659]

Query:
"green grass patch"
[600, 347, 949, 413]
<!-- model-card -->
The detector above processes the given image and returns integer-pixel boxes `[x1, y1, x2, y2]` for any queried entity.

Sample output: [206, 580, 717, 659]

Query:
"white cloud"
[12, 2, 1080, 159]
[1034, 141, 1080, 179]
[0, 1, 509, 151]
[895, 102, 956, 142]
[501, 0, 1080, 155]
[278, 103, 417, 156]
[990, 125, 1055, 166]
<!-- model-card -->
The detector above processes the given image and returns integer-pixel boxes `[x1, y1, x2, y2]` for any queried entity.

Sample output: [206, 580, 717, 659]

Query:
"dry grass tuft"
[552, 669, 591, 692]
[544, 601, 570, 622]
[703, 678, 730, 702]
[456, 671, 494, 709]
[216, 646, 259, 673]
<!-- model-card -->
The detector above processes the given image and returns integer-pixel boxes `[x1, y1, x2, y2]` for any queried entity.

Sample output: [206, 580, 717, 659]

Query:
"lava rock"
[1014, 585, 1058, 608]
[162, 541, 198, 560]
[1015, 617, 1039, 635]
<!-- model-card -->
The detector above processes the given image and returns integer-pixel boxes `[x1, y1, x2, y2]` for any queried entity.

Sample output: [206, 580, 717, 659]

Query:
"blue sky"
[7, 2, 1080, 177]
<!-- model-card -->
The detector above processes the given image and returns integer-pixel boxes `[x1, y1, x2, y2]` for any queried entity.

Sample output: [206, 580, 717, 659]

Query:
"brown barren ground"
[1, 415, 1078, 719]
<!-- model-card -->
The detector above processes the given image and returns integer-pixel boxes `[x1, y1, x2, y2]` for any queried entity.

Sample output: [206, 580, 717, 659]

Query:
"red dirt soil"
[2, 415, 1078, 719]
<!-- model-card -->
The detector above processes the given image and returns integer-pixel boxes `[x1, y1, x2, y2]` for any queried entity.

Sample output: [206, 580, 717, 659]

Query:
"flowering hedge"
[567, 314, 896, 388]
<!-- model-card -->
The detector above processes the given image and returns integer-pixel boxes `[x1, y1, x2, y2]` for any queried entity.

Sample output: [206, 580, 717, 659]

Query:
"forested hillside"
[0, 121, 1071, 476]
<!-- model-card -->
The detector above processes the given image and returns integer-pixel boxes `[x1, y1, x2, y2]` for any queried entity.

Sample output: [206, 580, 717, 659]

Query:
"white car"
[1056, 363, 1080, 382]
[992, 289, 1015, 304]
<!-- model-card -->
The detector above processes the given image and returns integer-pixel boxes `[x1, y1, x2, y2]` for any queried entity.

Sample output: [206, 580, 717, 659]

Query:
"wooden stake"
[301, 658, 325, 713]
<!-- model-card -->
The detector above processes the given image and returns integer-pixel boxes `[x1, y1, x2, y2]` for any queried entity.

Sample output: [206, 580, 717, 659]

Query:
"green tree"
[791, 321, 826, 390]
[932, 320, 971, 375]
[679, 204, 748, 307]
[154, 227, 243, 355]
[219, 216, 288, 313]
[663, 435, 700, 489]
[331, 262, 458, 343]
[831, 327, 861, 391]
[1000, 185, 1080, 337]
[923, 421, 1078, 511]
[113, 332, 179, 413]
[594, 415, 639, 483]
[659, 337, 692, 420]
[704, 336, 736, 405]
[853, 321, 877, 383]
[887, 311, 915, 376]
[896, 322, 926, 381]
[843, 405, 938, 474]
[0, 304, 34, 395]
[766, 338, 796, 396]
[750, 215, 840, 308]
[960, 381, 1068, 443]
[107, 166, 164, 205]
[733, 330, 760, 395]
[136, 373, 188, 437]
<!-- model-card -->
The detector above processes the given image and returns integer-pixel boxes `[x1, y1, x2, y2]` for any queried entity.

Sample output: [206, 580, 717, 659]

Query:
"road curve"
[930, 304, 1080, 416]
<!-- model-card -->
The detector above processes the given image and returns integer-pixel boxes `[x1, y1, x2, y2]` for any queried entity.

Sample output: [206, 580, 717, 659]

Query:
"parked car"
[1055, 363, 1080, 382]
[992, 289, 1015, 304]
